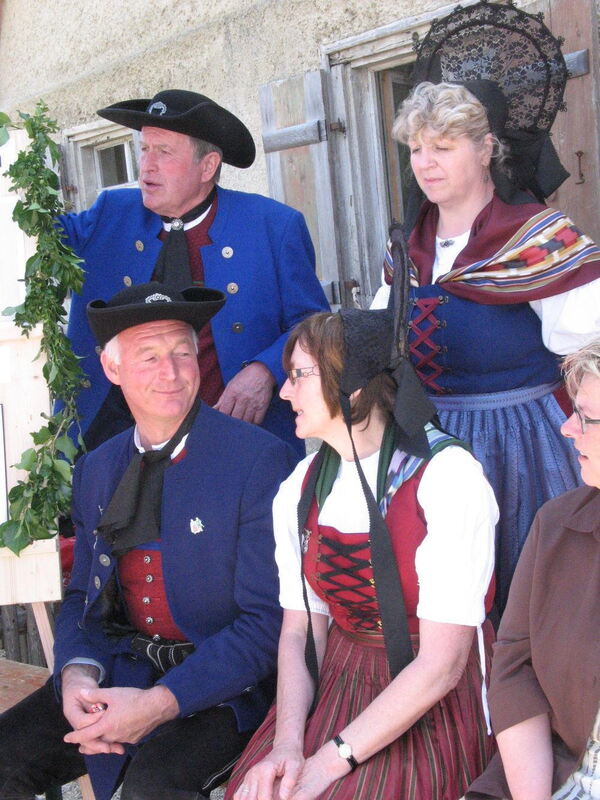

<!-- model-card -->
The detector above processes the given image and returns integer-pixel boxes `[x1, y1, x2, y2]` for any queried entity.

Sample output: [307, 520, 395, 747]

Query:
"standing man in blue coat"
[58, 89, 329, 455]
[0, 283, 297, 800]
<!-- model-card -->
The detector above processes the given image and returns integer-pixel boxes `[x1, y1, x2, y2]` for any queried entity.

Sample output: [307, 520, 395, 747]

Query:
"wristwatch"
[333, 734, 358, 771]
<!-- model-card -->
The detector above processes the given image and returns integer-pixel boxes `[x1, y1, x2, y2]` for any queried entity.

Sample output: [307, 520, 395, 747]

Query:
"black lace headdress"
[405, 0, 570, 220]
[412, 0, 568, 130]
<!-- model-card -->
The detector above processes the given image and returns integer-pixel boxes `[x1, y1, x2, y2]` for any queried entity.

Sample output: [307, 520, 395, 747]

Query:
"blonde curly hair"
[393, 81, 506, 162]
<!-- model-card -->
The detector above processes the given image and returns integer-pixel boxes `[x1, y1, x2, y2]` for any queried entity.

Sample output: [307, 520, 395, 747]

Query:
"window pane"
[98, 144, 129, 187]
[379, 65, 413, 224]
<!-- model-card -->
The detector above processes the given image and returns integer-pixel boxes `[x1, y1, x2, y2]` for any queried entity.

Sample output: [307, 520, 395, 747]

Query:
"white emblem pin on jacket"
[190, 517, 204, 534]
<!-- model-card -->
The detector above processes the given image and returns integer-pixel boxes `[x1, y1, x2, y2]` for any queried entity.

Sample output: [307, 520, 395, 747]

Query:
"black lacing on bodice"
[316, 532, 382, 631]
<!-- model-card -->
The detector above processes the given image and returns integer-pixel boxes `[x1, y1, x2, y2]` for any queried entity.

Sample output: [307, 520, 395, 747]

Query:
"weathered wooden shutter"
[525, 0, 600, 241]
[260, 70, 357, 307]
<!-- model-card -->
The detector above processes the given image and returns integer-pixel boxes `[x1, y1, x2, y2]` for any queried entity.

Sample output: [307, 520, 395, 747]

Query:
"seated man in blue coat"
[57, 89, 329, 456]
[0, 283, 297, 800]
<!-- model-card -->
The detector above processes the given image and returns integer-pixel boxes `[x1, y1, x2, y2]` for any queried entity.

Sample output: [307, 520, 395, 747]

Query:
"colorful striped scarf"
[384, 196, 600, 304]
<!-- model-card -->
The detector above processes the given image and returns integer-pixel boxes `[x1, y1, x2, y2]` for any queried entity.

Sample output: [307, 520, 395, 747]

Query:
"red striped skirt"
[226, 621, 496, 800]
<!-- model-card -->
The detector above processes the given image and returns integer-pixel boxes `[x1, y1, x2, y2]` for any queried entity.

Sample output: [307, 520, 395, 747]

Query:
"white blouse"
[274, 445, 498, 627]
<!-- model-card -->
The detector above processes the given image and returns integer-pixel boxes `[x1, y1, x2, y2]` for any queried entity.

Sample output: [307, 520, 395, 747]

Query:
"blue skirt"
[434, 382, 581, 613]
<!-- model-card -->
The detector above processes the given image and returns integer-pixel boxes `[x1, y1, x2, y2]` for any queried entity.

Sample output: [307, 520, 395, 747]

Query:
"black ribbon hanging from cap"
[339, 391, 415, 678]
[152, 187, 217, 290]
[387, 222, 437, 457]
[332, 293, 436, 676]
[97, 394, 202, 556]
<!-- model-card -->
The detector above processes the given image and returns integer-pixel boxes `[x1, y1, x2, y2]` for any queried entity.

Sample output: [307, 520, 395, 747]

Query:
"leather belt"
[131, 632, 195, 674]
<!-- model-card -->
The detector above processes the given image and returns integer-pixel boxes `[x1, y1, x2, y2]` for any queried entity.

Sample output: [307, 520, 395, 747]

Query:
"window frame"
[60, 119, 139, 212]
[320, 3, 458, 304]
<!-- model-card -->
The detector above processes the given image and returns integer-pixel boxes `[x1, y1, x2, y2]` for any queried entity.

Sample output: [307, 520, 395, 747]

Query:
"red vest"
[303, 463, 495, 635]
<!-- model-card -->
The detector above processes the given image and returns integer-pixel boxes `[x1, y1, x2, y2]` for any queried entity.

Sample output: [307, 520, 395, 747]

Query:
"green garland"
[0, 102, 85, 555]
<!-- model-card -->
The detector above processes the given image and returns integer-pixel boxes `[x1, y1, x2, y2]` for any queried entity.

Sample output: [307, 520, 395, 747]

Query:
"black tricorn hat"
[97, 89, 256, 169]
[87, 282, 226, 348]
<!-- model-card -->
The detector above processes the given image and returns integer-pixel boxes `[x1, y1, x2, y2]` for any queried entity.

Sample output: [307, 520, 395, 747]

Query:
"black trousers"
[0, 678, 252, 800]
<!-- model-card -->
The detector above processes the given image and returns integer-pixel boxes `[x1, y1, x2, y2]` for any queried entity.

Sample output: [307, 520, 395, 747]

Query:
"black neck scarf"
[97, 394, 202, 556]
[152, 187, 217, 290]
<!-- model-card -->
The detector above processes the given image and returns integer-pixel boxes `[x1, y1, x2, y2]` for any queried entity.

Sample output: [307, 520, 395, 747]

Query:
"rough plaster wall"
[0, 0, 440, 194]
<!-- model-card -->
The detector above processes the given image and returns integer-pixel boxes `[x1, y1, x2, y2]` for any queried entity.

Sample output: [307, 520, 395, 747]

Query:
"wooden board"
[0, 539, 62, 606]
[0, 657, 49, 710]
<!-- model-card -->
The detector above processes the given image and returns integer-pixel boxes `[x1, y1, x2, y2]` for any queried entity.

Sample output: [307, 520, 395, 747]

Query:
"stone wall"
[0, 0, 439, 194]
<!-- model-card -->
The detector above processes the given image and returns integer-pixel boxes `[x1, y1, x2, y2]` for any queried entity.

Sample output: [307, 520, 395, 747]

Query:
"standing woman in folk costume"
[372, 1, 600, 612]
[225, 306, 499, 800]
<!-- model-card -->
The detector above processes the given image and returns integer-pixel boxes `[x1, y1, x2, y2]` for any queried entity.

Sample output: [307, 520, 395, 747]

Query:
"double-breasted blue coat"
[53, 402, 297, 799]
[57, 187, 329, 453]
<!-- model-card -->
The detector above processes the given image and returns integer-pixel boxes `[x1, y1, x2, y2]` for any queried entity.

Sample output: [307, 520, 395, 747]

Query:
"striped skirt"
[226, 622, 496, 800]
[434, 382, 581, 613]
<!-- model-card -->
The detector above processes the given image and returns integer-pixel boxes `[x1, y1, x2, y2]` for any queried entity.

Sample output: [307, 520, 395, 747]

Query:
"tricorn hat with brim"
[87, 282, 226, 348]
[97, 89, 256, 169]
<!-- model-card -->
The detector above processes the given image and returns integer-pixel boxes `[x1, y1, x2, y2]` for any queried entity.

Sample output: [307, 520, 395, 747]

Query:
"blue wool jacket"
[53, 403, 297, 799]
[57, 186, 329, 453]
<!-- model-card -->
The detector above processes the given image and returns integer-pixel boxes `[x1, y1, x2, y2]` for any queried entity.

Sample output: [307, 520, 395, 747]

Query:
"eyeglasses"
[286, 365, 320, 385]
[573, 407, 600, 433]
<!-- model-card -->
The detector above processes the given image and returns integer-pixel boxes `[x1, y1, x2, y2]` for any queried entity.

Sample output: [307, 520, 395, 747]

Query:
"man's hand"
[214, 362, 276, 425]
[63, 684, 180, 756]
[61, 663, 103, 734]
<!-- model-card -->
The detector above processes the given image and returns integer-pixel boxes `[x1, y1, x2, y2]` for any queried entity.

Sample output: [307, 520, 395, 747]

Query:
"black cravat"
[97, 395, 202, 555]
[152, 187, 217, 290]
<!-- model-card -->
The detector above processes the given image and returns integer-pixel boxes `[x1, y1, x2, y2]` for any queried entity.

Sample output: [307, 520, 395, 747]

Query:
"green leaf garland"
[0, 101, 85, 555]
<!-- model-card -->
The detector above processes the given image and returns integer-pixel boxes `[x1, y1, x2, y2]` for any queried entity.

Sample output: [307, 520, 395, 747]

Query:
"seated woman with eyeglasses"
[226, 309, 498, 800]
[468, 337, 600, 800]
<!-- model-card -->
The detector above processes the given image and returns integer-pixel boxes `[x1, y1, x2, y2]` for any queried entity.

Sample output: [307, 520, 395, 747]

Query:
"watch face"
[338, 742, 352, 759]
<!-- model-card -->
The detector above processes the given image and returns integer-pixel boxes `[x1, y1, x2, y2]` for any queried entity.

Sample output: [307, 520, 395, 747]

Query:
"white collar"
[134, 426, 189, 458]
[161, 204, 212, 233]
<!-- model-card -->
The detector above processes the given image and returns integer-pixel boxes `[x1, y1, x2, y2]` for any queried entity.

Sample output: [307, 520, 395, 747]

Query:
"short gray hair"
[102, 323, 199, 366]
[562, 337, 600, 399]
[103, 333, 121, 365]
[190, 136, 223, 183]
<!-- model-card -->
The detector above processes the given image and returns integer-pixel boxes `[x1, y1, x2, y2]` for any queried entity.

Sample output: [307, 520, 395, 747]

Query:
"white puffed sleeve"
[273, 453, 330, 616]
[415, 447, 498, 626]
[529, 277, 600, 355]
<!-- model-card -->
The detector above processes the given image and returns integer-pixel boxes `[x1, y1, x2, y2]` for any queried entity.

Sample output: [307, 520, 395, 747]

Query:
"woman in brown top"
[468, 337, 600, 800]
